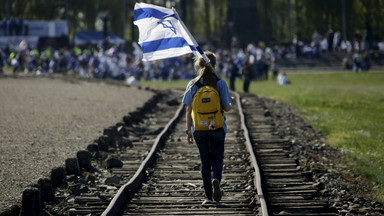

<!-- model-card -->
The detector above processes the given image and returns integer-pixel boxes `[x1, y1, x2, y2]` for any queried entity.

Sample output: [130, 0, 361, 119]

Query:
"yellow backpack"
[191, 81, 224, 131]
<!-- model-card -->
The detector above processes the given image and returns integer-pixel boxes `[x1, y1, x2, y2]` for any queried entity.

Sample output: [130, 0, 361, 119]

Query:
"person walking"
[242, 54, 255, 93]
[228, 58, 239, 91]
[182, 51, 235, 205]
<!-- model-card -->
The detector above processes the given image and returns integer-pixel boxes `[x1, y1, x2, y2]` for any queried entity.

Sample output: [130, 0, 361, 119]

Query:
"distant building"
[0, 20, 68, 49]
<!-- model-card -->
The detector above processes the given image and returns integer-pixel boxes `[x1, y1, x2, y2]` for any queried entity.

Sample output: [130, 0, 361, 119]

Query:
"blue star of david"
[158, 20, 177, 34]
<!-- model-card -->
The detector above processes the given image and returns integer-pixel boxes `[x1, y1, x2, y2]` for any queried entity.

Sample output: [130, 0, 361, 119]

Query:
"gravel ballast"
[0, 77, 154, 212]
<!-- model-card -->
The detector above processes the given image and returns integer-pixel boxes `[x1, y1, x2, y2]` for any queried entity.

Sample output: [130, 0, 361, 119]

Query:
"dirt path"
[0, 77, 154, 211]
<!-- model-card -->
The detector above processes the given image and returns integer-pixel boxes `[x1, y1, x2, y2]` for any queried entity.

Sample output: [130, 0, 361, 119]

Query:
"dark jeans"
[193, 128, 225, 200]
[243, 78, 251, 93]
[230, 76, 236, 91]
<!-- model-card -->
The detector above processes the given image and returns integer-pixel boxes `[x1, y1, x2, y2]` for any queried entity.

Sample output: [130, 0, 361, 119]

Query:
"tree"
[227, 0, 260, 47]
[2, 0, 384, 46]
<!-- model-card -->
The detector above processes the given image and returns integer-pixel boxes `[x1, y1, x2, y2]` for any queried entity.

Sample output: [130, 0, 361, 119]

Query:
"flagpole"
[172, 8, 211, 64]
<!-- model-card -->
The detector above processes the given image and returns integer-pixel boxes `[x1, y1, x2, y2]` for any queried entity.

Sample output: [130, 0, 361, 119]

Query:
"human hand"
[231, 96, 237, 105]
[187, 134, 194, 144]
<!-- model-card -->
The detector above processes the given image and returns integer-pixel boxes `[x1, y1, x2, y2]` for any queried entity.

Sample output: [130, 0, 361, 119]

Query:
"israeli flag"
[133, 3, 202, 61]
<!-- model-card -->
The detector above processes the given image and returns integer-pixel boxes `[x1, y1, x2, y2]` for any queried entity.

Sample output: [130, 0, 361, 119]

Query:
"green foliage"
[2, 0, 384, 44]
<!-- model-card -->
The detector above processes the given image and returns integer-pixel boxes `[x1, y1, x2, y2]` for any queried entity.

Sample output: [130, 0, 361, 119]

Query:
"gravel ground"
[0, 76, 154, 212]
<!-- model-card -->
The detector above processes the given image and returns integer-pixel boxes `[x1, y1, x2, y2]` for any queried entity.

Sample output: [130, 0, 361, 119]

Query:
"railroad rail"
[14, 88, 345, 216]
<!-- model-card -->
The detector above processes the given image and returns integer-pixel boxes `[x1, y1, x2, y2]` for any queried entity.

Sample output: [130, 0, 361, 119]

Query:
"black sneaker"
[212, 178, 222, 202]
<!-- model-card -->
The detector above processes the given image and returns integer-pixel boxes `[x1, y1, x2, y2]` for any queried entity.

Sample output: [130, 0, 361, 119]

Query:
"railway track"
[58, 89, 265, 216]
[17, 88, 345, 216]
[241, 93, 338, 216]
[115, 91, 261, 216]
[99, 91, 338, 216]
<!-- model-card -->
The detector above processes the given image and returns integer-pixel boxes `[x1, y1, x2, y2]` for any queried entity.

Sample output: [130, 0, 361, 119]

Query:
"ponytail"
[184, 51, 219, 95]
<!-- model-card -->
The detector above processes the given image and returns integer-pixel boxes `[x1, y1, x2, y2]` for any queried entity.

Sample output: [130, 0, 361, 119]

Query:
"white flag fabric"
[133, 3, 201, 61]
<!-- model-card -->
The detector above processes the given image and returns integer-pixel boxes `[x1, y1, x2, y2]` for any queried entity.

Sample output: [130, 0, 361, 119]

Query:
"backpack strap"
[195, 80, 203, 89]
[213, 75, 224, 112]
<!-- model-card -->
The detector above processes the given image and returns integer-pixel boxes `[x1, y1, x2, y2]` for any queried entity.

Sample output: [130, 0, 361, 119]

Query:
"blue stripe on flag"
[189, 45, 197, 51]
[134, 8, 171, 21]
[140, 37, 190, 53]
[196, 46, 204, 54]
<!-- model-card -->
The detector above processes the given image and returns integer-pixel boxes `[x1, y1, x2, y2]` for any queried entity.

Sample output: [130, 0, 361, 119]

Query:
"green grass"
[140, 71, 384, 201]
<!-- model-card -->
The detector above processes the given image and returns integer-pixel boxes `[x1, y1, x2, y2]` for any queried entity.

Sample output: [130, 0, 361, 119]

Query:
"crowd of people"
[0, 42, 145, 80]
[1, 30, 384, 87]
[299, 28, 383, 58]
[0, 40, 280, 90]
[300, 28, 384, 72]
